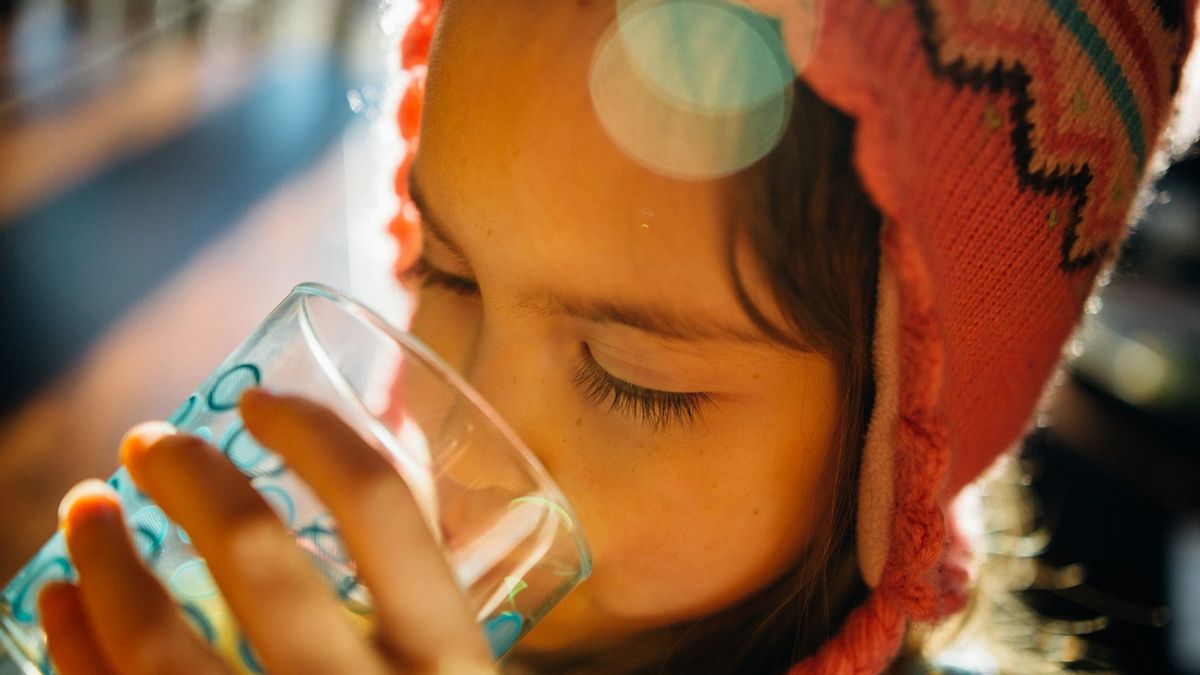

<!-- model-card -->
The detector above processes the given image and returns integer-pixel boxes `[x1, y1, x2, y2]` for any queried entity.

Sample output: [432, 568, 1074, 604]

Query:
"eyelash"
[408, 258, 712, 432]
[572, 346, 712, 432]
[404, 257, 480, 297]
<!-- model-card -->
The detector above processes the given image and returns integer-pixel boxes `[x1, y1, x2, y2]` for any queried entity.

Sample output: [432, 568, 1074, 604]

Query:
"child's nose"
[451, 326, 570, 481]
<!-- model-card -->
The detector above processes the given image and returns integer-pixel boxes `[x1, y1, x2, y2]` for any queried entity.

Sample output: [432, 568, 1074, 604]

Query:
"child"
[44, 0, 1197, 673]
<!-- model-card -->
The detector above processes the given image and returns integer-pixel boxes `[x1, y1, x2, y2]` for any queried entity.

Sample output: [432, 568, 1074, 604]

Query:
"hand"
[39, 390, 496, 675]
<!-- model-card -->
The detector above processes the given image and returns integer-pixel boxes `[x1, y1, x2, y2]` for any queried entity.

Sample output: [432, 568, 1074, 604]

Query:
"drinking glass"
[0, 283, 590, 674]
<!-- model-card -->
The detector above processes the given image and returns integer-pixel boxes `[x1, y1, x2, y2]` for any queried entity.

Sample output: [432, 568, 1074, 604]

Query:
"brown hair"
[505, 80, 882, 674]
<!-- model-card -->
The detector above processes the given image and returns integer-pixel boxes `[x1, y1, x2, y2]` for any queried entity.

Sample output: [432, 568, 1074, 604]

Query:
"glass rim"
[290, 282, 593, 578]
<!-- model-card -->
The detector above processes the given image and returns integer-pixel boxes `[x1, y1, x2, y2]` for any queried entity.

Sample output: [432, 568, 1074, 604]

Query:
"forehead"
[418, 0, 765, 317]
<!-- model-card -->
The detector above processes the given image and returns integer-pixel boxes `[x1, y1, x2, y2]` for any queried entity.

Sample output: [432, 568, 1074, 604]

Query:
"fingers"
[58, 480, 231, 675]
[120, 427, 388, 675]
[238, 390, 490, 667]
[38, 582, 115, 675]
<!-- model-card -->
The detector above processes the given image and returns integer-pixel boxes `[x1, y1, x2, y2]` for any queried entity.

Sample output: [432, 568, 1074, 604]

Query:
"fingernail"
[118, 420, 177, 465]
[58, 479, 120, 526]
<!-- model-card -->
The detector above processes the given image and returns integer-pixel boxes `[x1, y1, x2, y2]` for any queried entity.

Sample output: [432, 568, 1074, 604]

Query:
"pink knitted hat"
[389, 1, 1196, 671]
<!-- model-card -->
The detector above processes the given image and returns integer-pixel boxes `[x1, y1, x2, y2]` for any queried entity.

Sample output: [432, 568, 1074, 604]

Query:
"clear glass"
[0, 283, 591, 674]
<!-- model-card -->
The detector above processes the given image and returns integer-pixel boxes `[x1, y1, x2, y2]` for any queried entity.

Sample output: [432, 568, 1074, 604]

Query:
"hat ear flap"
[857, 256, 900, 588]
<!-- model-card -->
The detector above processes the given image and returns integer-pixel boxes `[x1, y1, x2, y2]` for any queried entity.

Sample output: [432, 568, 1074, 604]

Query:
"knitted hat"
[388, 1, 1196, 672]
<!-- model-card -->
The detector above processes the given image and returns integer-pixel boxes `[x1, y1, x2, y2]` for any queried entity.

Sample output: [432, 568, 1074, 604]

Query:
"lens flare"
[590, 0, 795, 179]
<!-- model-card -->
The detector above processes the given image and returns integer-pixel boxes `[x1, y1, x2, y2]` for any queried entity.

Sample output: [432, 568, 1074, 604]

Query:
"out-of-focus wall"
[0, 0, 412, 580]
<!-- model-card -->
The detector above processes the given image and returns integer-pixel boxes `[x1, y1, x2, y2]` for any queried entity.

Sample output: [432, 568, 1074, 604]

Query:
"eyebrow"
[407, 172, 772, 346]
[408, 175, 473, 269]
[518, 293, 771, 344]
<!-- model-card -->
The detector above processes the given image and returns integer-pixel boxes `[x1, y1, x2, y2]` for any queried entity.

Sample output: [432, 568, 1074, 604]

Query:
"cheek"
[568, 436, 826, 623]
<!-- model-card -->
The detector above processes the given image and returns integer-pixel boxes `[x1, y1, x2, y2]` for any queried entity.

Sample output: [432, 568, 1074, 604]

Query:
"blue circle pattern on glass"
[109, 466, 150, 505]
[7, 554, 73, 623]
[254, 485, 297, 527]
[297, 520, 351, 565]
[295, 520, 371, 613]
[220, 423, 286, 478]
[207, 364, 261, 412]
[181, 603, 216, 645]
[170, 559, 218, 599]
[336, 575, 371, 614]
[168, 394, 198, 426]
[193, 426, 213, 444]
[0, 360, 277, 674]
[238, 633, 265, 674]
[130, 505, 170, 564]
[6, 360, 530, 671]
[484, 611, 525, 658]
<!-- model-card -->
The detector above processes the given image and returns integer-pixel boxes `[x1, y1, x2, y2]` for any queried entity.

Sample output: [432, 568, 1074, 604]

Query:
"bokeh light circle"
[591, 0, 794, 179]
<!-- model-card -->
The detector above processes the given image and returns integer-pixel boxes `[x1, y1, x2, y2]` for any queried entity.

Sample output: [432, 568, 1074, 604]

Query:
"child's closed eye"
[572, 344, 712, 433]
[405, 259, 712, 432]
[402, 257, 480, 297]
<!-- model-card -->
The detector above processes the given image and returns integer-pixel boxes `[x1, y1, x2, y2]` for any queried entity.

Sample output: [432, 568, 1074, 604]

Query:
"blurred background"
[0, 0, 411, 619]
[0, 1, 1197, 673]
[1014, 149, 1200, 674]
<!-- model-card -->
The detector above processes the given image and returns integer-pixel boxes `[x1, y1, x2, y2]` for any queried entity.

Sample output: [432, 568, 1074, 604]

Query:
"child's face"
[409, 0, 840, 651]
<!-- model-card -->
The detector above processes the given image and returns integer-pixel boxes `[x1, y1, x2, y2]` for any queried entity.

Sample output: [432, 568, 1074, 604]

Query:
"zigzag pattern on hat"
[913, 0, 1188, 271]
